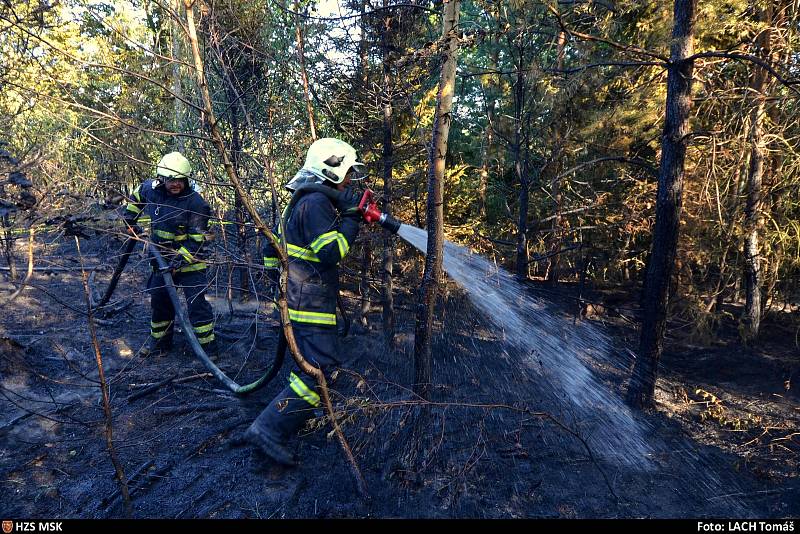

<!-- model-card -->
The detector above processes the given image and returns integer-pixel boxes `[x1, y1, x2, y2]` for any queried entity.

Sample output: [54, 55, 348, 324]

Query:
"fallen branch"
[126, 374, 179, 403]
[0, 265, 99, 272]
[100, 459, 154, 509]
[98, 298, 133, 318]
[152, 402, 231, 416]
[128, 372, 211, 390]
[76, 236, 132, 518]
[103, 462, 172, 515]
[175, 372, 213, 384]
[0, 411, 35, 434]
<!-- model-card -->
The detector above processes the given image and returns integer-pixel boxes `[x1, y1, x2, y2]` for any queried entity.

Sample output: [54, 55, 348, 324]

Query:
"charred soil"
[1, 236, 798, 518]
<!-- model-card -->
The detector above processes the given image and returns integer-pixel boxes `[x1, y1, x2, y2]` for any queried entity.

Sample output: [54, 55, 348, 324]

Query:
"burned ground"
[1, 234, 798, 518]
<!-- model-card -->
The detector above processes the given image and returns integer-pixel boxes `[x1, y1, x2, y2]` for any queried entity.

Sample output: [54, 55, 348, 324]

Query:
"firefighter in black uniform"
[245, 138, 365, 466]
[122, 151, 217, 357]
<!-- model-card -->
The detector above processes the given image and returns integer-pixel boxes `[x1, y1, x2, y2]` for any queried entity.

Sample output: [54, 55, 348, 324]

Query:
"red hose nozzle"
[358, 189, 401, 234]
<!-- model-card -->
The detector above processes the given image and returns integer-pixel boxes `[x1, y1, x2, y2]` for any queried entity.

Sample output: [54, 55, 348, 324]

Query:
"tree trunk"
[628, 0, 697, 409]
[741, 6, 773, 343]
[171, 0, 185, 151]
[359, 243, 371, 326]
[546, 29, 567, 285]
[294, 0, 317, 140]
[413, 0, 460, 400]
[381, 3, 396, 348]
[479, 44, 499, 216]
[513, 47, 529, 278]
[1, 215, 17, 280]
[227, 92, 250, 300]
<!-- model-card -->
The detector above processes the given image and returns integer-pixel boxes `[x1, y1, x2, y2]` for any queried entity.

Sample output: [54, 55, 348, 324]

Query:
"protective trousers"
[247, 326, 339, 456]
[146, 270, 215, 347]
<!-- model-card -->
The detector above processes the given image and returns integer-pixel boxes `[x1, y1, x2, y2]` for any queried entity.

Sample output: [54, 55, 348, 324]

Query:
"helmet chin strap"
[321, 168, 341, 183]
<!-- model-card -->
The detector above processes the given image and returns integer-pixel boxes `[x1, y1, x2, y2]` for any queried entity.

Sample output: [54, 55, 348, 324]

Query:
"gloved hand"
[169, 255, 184, 272]
[335, 187, 362, 219]
[125, 223, 142, 236]
[159, 255, 184, 273]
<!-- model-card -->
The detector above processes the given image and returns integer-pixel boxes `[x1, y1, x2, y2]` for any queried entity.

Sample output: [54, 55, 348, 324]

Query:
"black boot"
[140, 335, 173, 357]
[200, 339, 220, 362]
[245, 383, 317, 467]
[245, 424, 297, 467]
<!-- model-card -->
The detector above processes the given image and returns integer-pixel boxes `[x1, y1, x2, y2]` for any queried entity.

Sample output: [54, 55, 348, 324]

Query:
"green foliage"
[1, 0, 798, 335]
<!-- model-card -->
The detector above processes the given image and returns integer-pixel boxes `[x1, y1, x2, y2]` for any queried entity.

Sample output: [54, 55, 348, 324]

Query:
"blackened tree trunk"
[478, 21, 500, 216]
[628, 0, 697, 409]
[231, 110, 250, 300]
[381, 6, 396, 348]
[359, 243, 371, 325]
[546, 28, 567, 285]
[741, 6, 773, 343]
[513, 46, 529, 278]
[413, 0, 460, 399]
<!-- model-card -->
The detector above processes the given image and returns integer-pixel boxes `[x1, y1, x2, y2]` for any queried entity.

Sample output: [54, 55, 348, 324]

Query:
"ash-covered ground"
[1, 235, 797, 518]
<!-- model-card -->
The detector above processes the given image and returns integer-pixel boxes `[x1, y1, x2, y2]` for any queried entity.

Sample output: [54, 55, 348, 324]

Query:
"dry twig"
[76, 236, 133, 517]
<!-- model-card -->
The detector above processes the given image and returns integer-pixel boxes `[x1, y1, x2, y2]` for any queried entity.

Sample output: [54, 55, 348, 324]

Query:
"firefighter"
[245, 138, 365, 466]
[122, 151, 217, 358]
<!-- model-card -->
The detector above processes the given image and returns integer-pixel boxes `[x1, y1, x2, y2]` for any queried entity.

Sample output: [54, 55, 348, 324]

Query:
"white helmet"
[302, 138, 365, 184]
[156, 151, 192, 180]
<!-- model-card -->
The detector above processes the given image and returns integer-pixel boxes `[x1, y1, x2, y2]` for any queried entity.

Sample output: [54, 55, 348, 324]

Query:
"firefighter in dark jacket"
[122, 151, 217, 357]
[245, 138, 365, 466]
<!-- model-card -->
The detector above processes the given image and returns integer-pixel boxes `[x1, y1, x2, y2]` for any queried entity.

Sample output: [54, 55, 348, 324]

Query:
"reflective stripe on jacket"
[263, 190, 358, 327]
[122, 179, 211, 272]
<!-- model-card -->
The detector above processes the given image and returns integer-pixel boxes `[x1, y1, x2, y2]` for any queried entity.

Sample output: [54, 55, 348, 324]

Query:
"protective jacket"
[123, 179, 211, 273]
[262, 190, 358, 327]
[122, 179, 215, 347]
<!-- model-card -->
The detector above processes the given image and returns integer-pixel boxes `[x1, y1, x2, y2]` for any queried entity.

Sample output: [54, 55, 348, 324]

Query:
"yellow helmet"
[156, 152, 192, 180]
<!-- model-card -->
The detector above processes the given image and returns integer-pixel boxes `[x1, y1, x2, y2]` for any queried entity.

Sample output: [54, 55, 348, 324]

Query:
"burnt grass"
[1, 234, 798, 518]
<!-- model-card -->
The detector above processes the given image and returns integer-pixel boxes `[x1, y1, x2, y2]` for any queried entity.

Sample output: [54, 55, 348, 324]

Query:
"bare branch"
[688, 51, 800, 96]
[555, 156, 659, 180]
[544, 1, 669, 63]
[271, 0, 439, 21]
[76, 237, 132, 518]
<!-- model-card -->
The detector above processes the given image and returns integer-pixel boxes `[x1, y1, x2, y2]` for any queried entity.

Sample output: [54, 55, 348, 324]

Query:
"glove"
[125, 223, 142, 236]
[335, 187, 361, 218]
[159, 255, 184, 273]
[169, 255, 184, 272]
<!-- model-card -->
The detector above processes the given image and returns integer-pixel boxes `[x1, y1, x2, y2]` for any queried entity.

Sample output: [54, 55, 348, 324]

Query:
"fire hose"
[147, 241, 280, 394]
[100, 183, 399, 394]
[96, 235, 137, 308]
